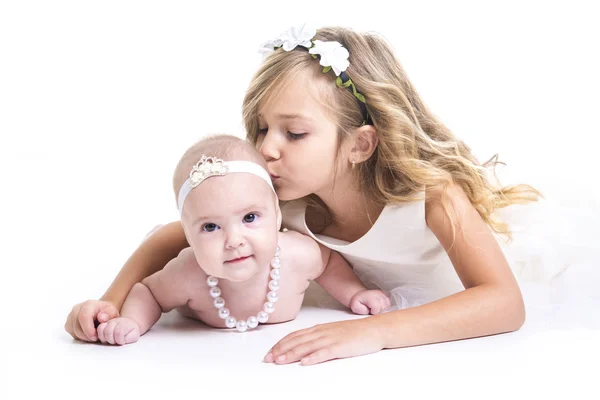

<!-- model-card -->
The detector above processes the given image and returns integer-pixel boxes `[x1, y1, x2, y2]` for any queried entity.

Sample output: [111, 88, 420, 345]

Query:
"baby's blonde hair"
[172, 134, 267, 199]
[243, 26, 540, 240]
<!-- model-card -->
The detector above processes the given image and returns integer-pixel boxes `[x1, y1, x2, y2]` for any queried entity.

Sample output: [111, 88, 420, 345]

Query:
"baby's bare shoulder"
[278, 231, 327, 278]
[167, 247, 208, 287]
[279, 230, 318, 253]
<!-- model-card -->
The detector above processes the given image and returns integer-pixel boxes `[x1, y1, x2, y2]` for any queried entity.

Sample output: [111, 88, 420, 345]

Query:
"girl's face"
[256, 75, 347, 201]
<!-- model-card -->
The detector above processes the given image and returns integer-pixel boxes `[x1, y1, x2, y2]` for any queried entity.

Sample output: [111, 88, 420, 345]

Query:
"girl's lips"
[270, 174, 279, 181]
[226, 256, 251, 263]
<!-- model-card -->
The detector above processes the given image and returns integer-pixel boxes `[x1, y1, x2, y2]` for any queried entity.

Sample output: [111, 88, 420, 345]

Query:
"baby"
[96, 134, 391, 345]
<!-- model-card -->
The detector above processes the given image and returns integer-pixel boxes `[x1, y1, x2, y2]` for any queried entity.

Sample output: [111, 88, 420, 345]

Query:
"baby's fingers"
[102, 322, 116, 345]
[96, 323, 107, 344]
[350, 298, 370, 315]
[368, 299, 383, 315]
[114, 321, 138, 345]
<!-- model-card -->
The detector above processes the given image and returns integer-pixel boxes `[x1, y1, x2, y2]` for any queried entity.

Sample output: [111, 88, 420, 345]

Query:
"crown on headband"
[259, 23, 371, 126]
[189, 155, 229, 189]
[177, 155, 276, 215]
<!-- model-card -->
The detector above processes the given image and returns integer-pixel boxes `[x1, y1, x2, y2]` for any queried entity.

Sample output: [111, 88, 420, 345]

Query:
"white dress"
[281, 197, 600, 320]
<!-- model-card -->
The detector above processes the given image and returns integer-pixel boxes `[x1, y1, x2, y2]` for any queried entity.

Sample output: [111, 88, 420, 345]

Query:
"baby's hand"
[350, 290, 392, 315]
[97, 317, 141, 345]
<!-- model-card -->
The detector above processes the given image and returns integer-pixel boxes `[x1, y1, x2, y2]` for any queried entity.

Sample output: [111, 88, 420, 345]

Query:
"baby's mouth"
[225, 255, 251, 264]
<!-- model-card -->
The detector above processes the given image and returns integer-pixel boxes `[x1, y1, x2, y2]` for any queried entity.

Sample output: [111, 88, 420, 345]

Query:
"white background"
[1, 1, 599, 399]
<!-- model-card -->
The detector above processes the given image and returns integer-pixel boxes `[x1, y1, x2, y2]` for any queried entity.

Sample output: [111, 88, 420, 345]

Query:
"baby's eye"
[257, 127, 268, 135]
[243, 213, 258, 223]
[202, 223, 220, 232]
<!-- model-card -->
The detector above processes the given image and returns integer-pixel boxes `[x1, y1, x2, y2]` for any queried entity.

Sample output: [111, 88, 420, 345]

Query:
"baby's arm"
[65, 221, 189, 342]
[97, 248, 198, 345]
[313, 247, 391, 315]
[292, 233, 391, 315]
[313, 249, 367, 307]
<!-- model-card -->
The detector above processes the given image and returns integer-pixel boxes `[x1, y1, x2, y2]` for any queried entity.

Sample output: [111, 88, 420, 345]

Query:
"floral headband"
[259, 24, 372, 126]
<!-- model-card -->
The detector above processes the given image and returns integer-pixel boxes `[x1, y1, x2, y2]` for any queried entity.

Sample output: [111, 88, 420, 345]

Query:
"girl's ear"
[349, 125, 378, 164]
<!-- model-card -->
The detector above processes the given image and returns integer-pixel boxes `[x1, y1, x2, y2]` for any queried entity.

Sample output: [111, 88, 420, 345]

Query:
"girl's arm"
[264, 183, 524, 365]
[100, 221, 189, 309]
[375, 182, 525, 347]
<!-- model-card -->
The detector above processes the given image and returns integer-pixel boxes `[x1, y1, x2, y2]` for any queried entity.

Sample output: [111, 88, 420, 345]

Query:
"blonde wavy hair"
[243, 26, 540, 240]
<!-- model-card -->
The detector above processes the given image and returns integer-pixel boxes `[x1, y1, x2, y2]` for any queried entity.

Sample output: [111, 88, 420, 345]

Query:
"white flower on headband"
[309, 40, 350, 76]
[258, 23, 316, 59]
[278, 23, 316, 51]
[257, 24, 370, 124]
[259, 38, 283, 59]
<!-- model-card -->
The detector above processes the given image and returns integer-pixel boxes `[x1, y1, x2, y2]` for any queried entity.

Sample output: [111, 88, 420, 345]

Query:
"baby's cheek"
[253, 253, 270, 271]
[195, 252, 223, 277]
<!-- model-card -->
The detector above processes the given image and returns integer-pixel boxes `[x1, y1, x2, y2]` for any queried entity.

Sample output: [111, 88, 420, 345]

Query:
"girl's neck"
[313, 183, 384, 243]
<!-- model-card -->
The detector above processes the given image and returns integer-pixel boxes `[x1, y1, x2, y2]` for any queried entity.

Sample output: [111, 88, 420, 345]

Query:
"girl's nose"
[258, 130, 280, 162]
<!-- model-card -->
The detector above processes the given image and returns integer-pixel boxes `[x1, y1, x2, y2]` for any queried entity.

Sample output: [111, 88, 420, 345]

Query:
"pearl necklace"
[207, 246, 281, 332]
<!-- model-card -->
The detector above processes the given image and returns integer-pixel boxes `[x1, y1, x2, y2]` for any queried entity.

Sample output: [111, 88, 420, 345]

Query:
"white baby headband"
[177, 155, 275, 215]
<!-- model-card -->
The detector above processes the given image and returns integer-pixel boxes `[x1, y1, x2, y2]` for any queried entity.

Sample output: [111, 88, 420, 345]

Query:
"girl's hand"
[263, 318, 385, 366]
[97, 317, 141, 345]
[65, 300, 120, 342]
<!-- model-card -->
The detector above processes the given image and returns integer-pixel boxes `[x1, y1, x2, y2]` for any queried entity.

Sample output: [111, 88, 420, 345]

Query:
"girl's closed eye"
[202, 222, 220, 232]
[287, 131, 306, 141]
[257, 126, 305, 141]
